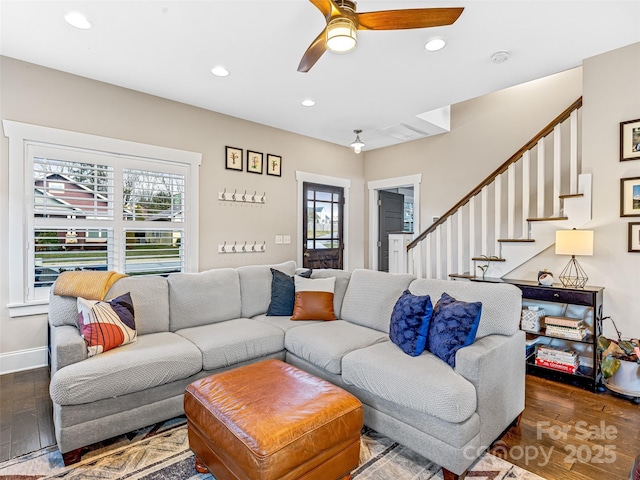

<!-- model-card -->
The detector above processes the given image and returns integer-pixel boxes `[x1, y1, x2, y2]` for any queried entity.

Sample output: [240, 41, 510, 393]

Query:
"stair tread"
[449, 273, 476, 279]
[527, 216, 568, 221]
[472, 257, 506, 262]
[497, 238, 535, 243]
[559, 193, 584, 199]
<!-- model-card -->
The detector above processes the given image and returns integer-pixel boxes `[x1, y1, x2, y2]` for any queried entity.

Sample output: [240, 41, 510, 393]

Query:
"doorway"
[367, 174, 422, 271]
[303, 182, 344, 269]
[378, 188, 414, 271]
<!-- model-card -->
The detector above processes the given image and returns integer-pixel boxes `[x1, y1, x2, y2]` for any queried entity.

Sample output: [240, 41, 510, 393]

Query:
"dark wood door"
[303, 182, 344, 269]
[378, 190, 404, 272]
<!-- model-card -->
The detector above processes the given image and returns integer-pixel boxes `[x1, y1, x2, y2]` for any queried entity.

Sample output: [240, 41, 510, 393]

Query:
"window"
[4, 120, 201, 317]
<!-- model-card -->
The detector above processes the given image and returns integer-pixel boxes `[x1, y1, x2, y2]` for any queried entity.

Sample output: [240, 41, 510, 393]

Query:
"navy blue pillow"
[427, 293, 482, 367]
[266, 268, 311, 316]
[389, 290, 434, 356]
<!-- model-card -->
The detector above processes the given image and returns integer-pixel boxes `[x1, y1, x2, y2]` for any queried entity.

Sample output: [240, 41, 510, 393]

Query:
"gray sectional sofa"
[47, 261, 525, 479]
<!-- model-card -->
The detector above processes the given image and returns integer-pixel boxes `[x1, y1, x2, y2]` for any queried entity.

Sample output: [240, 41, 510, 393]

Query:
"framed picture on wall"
[225, 146, 243, 171]
[629, 223, 640, 252]
[266, 154, 282, 177]
[620, 118, 640, 162]
[247, 150, 263, 174]
[620, 176, 640, 217]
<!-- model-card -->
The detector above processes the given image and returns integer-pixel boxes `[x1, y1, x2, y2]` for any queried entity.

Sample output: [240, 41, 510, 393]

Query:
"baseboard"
[0, 347, 49, 375]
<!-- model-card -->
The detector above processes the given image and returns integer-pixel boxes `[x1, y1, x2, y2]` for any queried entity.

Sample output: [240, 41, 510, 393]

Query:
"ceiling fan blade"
[309, 0, 342, 21]
[356, 7, 464, 30]
[297, 29, 328, 73]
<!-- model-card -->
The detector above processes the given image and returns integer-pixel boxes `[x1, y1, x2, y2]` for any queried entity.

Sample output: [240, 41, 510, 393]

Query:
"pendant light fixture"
[350, 129, 365, 154]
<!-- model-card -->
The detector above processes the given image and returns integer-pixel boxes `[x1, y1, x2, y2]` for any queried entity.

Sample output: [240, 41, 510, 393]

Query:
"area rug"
[0, 417, 544, 480]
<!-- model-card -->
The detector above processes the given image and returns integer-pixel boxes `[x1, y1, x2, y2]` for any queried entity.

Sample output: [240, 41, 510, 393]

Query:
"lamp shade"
[555, 229, 594, 256]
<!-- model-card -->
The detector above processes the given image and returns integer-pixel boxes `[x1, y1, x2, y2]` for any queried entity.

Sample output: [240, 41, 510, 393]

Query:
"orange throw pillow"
[291, 276, 336, 321]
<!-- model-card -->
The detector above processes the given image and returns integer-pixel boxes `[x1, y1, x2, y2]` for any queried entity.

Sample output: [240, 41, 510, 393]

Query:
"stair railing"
[406, 97, 583, 279]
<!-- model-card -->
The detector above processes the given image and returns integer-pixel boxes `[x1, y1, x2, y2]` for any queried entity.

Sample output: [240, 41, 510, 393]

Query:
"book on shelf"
[536, 346, 579, 365]
[535, 357, 579, 374]
[544, 316, 584, 328]
[545, 325, 587, 340]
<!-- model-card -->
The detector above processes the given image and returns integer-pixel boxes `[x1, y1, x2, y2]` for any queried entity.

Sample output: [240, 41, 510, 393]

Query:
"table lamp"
[555, 229, 594, 288]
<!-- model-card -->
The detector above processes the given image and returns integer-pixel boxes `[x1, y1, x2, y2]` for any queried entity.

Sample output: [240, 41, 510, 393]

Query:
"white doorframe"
[367, 174, 422, 271]
[296, 171, 351, 270]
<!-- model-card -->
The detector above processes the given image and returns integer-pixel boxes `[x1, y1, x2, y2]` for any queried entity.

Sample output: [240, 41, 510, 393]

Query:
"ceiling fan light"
[326, 18, 357, 54]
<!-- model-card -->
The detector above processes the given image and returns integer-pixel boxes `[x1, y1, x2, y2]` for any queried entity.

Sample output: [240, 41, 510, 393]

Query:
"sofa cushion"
[48, 289, 81, 328]
[175, 318, 284, 370]
[291, 276, 336, 321]
[77, 293, 137, 357]
[341, 269, 415, 332]
[253, 314, 324, 332]
[310, 269, 351, 318]
[238, 261, 296, 318]
[266, 268, 311, 316]
[389, 290, 433, 357]
[168, 268, 241, 331]
[284, 320, 388, 374]
[105, 275, 170, 335]
[408, 278, 521, 338]
[342, 341, 477, 424]
[427, 293, 482, 368]
[49, 332, 202, 406]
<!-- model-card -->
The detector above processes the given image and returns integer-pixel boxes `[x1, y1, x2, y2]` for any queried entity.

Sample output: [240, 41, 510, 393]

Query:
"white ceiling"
[2, 1, 640, 151]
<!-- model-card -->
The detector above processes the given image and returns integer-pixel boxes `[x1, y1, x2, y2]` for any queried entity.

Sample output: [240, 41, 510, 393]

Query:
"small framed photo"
[629, 223, 640, 252]
[266, 154, 282, 177]
[620, 118, 640, 162]
[620, 176, 640, 217]
[225, 146, 243, 171]
[246, 150, 263, 174]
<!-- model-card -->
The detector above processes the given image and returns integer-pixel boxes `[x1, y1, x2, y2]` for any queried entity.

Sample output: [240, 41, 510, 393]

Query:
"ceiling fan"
[298, 0, 464, 72]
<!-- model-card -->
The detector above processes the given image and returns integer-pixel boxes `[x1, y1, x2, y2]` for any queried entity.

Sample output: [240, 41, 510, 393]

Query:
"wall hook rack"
[218, 240, 266, 254]
[218, 188, 266, 204]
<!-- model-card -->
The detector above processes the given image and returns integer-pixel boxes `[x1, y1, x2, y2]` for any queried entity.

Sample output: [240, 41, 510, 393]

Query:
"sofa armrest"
[455, 331, 525, 448]
[50, 324, 87, 375]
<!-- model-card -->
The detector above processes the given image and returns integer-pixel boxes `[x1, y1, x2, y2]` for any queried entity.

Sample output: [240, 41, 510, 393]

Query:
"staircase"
[406, 98, 591, 280]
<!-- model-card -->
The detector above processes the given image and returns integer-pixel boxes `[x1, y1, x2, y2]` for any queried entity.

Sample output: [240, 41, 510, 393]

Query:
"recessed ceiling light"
[425, 38, 446, 52]
[64, 12, 92, 30]
[301, 99, 316, 107]
[211, 66, 230, 77]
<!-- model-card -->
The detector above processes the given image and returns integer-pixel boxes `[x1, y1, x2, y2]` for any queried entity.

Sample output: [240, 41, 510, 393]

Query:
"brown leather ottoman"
[184, 359, 363, 480]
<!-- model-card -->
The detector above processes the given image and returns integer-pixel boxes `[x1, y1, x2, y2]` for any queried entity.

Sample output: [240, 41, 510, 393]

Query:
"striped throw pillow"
[291, 276, 336, 321]
[77, 292, 137, 356]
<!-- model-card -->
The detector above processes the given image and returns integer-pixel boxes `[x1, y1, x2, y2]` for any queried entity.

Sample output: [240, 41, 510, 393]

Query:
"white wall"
[508, 42, 640, 339]
[0, 56, 365, 372]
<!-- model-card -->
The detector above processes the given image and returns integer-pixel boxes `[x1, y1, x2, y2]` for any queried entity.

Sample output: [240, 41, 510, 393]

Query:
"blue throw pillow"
[389, 290, 434, 357]
[266, 268, 311, 316]
[427, 293, 482, 367]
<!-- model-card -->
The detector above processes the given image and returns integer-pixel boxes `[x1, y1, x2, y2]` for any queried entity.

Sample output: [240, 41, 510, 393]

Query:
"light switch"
[283, 235, 291, 244]
[275, 235, 283, 245]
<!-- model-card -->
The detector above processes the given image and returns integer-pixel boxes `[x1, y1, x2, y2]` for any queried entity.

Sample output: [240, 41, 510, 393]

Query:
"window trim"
[3, 120, 202, 317]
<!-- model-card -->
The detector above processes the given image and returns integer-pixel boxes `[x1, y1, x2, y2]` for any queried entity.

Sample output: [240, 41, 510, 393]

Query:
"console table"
[472, 278, 604, 392]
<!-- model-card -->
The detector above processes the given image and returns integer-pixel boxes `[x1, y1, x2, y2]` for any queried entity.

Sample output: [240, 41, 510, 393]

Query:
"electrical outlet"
[283, 235, 291, 244]
[275, 235, 283, 245]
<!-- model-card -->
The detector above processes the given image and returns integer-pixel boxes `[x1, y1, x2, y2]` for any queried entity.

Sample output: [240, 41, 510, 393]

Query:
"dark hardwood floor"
[0, 368, 638, 479]
[0, 367, 54, 462]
